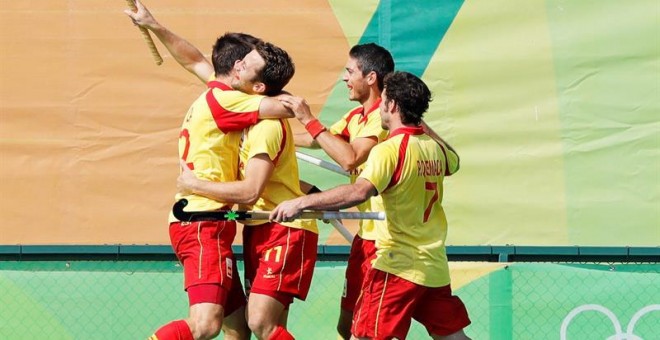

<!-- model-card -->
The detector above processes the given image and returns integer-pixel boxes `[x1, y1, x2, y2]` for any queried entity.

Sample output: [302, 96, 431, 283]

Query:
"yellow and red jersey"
[329, 99, 388, 240]
[358, 126, 460, 287]
[169, 81, 264, 222]
[239, 119, 318, 234]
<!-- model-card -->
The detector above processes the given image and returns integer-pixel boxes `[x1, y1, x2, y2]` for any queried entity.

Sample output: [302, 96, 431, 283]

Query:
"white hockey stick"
[296, 152, 349, 177]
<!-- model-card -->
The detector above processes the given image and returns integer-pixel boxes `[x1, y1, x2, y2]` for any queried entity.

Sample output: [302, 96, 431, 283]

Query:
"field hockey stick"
[296, 152, 349, 177]
[173, 199, 384, 222]
[328, 219, 354, 243]
[125, 0, 163, 65]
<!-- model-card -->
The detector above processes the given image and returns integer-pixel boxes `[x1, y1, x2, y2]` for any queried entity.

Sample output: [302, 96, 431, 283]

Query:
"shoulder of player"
[371, 137, 399, 153]
[379, 133, 436, 153]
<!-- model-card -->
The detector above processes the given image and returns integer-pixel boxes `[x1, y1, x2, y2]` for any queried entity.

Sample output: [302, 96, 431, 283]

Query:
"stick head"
[172, 199, 190, 221]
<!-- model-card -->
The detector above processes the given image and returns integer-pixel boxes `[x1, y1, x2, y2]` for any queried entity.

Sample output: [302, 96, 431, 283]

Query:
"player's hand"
[124, 0, 159, 30]
[278, 95, 314, 125]
[177, 159, 198, 196]
[269, 199, 303, 223]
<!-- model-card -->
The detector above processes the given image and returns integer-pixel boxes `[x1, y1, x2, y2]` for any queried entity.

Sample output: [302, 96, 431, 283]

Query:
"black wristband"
[308, 185, 322, 194]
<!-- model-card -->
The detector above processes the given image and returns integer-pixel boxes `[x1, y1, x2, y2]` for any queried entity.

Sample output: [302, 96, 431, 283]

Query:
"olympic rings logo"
[560, 304, 660, 340]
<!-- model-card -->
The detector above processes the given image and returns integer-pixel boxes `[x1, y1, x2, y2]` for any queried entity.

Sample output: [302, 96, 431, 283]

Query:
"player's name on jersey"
[417, 159, 443, 176]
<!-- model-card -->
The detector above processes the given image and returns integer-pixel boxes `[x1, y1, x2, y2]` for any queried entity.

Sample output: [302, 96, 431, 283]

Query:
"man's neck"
[360, 88, 382, 111]
[214, 75, 233, 86]
[388, 121, 405, 131]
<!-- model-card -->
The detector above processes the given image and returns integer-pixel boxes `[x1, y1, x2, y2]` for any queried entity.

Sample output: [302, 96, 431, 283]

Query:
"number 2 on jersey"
[179, 128, 194, 170]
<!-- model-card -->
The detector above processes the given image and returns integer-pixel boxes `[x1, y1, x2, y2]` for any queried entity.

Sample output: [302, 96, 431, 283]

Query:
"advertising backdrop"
[0, 0, 658, 245]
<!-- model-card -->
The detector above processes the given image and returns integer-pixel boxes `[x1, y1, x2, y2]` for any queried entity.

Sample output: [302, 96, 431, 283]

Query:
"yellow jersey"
[239, 119, 318, 234]
[169, 81, 263, 222]
[359, 126, 460, 287]
[329, 99, 388, 240]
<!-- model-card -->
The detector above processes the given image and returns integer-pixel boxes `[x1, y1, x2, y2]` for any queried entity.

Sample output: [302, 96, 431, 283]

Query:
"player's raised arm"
[124, 0, 213, 82]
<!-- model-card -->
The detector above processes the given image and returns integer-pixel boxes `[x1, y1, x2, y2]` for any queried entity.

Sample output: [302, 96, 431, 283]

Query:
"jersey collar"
[354, 98, 382, 124]
[365, 98, 382, 114]
[387, 125, 424, 139]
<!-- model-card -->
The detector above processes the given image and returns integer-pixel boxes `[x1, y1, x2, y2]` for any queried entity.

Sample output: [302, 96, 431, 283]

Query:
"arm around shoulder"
[258, 97, 294, 119]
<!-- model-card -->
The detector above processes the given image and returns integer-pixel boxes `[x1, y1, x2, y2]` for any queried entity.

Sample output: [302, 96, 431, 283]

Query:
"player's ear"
[387, 100, 398, 114]
[252, 82, 266, 94]
[233, 60, 243, 72]
[366, 71, 377, 86]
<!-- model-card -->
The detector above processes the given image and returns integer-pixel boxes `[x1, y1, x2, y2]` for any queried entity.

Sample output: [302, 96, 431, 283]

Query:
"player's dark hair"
[254, 41, 295, 96]
[349, 43, 395, 91]
[383, 71, 432, 126]
[212, 32, 262, 76]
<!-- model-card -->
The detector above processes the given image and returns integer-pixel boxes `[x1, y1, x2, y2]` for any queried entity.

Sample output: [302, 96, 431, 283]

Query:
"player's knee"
[188, 315, 222, 340]
[247, 314, 276, 339]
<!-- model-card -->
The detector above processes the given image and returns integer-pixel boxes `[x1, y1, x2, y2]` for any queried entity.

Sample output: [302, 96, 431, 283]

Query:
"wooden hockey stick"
[125, 0, 163, 65]
[328, 219, 354, 243]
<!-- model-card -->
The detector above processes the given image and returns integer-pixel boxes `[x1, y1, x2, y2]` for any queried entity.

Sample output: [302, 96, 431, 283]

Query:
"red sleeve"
[205, 90, 259, 133]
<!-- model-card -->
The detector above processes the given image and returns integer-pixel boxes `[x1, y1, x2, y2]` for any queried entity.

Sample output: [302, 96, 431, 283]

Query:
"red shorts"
[169, 221, 240, 307]
[243, 222, 318, 307]
[186, 274, 246, 315]
[341, 235, 377, 311]
[352, 268, 471, 340]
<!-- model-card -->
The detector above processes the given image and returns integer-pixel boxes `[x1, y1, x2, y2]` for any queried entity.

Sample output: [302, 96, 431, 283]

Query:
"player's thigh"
[413, 285, 471, 337]
[352, 269, 422, 340]
[171, 221, 237, 290]
[247, 292, 287, 327]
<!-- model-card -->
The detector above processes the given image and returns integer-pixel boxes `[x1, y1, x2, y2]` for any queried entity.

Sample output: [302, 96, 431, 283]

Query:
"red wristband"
[305, 119, 327, 139]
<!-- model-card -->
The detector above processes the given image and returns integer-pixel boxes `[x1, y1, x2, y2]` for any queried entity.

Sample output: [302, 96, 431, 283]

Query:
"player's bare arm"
[294, 131, 318, 148]
[270, 178, 376, 222]
[177, 156, 273, 204]
[280, 95, 377, 171]
[258, 97, 295, 119]
[124, 0, 213, 82]
[314, 135, 377, 172]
